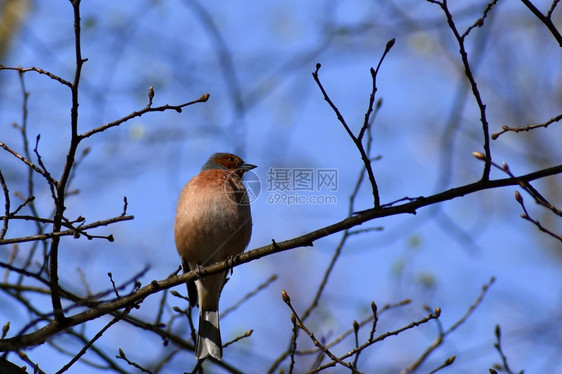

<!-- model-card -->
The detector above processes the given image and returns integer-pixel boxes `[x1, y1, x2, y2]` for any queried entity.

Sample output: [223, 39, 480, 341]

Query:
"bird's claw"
[194, 264, 204, 276]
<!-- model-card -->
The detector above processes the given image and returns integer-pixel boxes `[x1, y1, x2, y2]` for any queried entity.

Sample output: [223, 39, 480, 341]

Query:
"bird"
[174, 152, 256, 360]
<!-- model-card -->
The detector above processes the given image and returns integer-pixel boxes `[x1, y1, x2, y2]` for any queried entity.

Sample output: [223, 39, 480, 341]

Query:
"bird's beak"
[240, 162, 257, 171]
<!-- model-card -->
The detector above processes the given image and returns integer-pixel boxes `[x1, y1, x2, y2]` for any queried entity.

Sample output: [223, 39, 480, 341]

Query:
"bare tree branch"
[427, 0, 500, 180]
[1, 1, 561, 372]
[492, 112, 562, 139]
[0, 141, 57, 186]
[79, 93, 210, 140]
[520, 0, 562, 46]
[402, 277, 496, 373]
[0, 65, 73, 87]
[474, 152, 562, 242]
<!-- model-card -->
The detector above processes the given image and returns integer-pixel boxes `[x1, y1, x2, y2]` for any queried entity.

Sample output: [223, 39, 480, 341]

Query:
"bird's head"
[202, 153, 256, 175]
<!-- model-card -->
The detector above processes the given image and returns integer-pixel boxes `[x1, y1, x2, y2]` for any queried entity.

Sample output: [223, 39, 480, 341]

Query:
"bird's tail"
[196, 309, 222, 360]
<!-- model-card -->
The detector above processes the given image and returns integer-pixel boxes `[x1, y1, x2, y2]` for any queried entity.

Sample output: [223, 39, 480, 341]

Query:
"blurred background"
[1, 0, 561, 372]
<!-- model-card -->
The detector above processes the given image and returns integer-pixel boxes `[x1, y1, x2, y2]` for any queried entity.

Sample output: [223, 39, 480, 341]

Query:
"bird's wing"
[181, 257, 199, 308]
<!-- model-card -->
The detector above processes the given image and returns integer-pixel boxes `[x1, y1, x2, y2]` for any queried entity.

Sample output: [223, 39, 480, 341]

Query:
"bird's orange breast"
[174, 169, 252, 267]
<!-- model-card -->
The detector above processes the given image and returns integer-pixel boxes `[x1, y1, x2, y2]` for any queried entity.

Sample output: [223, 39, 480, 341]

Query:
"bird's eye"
[228, 156, 235, 162]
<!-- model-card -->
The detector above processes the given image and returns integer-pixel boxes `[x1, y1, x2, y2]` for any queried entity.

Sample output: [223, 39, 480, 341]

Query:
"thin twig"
[515, 191, 562, 243]
[492, 112, 562, 139]
[428, 356, 456, 374]
[79, 94, 210, 139]
[428, 0, 499, 180]
[222, 274, 278, 317]
[0, 65, 72, 87]
[473, 153, 562, 242]
[16, 351, 46, 374]
[222, 329, 253, 349]
[310, 309, 441, 373]
[547, 0, 560, 18]
[281, 290, 359, 373]
[14, 71, 48, 287]
[313, 62, 384, 207]
[288, 314, 298, 374]
[116, 348, 152, 373]
[0, 215, 134, 245]
[297, 299, 411, 355]
[493, 324, 521, 374]
[0, 142, 57, 186]
[521, 0, 562, 46]
[107, 273, 121, 298]
[56, 307, 133, 374]
[0, 170, 9, 240]
[401, 277, 495, 373]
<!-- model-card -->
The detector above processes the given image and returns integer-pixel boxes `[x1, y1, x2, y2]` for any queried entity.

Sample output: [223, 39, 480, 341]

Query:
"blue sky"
[1, 1, 562, 373]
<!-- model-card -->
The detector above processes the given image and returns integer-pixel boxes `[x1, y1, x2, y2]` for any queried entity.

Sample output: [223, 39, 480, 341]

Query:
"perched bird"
[174, 152, 256, 360]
